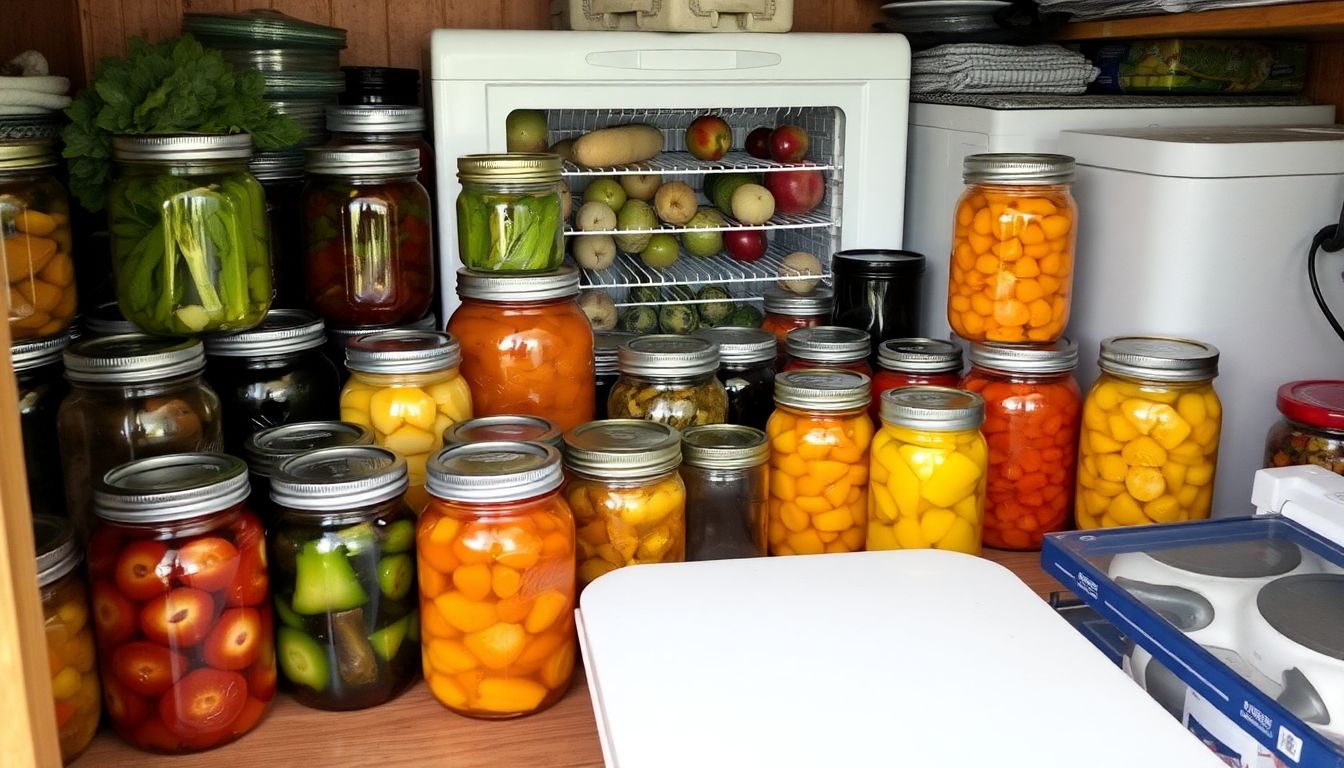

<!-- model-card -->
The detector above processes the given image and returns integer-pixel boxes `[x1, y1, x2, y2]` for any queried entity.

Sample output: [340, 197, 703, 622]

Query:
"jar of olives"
[14, 333, 70, 517]
[783, 326, 873, 376]
[34, 515, 100, 763]
[1264, 381, 1344, 475]
[608, 335, 728, 429]
[442, 415, 563, 449]
[694, 327, 776, 431]
[680, 425, 769, 561]
[593, 330, 632, 420]
[242, 420, 376, 519]
[870, 338, 964, 423]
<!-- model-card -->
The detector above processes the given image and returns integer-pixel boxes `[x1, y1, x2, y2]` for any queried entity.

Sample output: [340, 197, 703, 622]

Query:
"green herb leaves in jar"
[455, 154, 564, 273]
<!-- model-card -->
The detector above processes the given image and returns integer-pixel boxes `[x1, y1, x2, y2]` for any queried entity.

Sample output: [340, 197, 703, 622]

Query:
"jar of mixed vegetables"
[680, 424, 769, 561]
[34, 515, 100, 764]
[2, 140, 77, 341]
[447, 267, 594, 431]
[694, 326, 777, 431]
[89, 453, 274, 754]
[269, 446, 419, 710]
[242, 420, 376, 521]
[303, 146, 434, 328]
[107, 135, 272, 336]
[563, 419, 686, 589]
[455, 154, 564, 273]
[327, 106, 435, 195]
[609, 335, 728, 428]
[760, 287, 832, 365]
[783, 326, 873, 375]
[443, 415, 563, 450]
[1076, 336, 1221, 529]
[593, 330, 632, 420]
[870, 338, 964, 423]
[14, 333, 70, 517]
[1265, 381, 1344, 474]
[420, 441, 577, 718]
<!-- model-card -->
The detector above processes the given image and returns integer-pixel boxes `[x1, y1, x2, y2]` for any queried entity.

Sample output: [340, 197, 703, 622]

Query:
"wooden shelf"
[1059, 1, 1344, 41]
[73, 549, 1063, 767]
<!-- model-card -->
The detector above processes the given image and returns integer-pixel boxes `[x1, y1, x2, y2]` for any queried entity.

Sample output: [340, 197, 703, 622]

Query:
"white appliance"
[1059, 126, 1344, 517]
[428, 30, 912, 317]
[905, 101, 1335, 339]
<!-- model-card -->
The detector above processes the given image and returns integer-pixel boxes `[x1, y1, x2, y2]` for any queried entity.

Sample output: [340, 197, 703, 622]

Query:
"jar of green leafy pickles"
[107, 134, 272, 336]
[455, 154, 564, 273]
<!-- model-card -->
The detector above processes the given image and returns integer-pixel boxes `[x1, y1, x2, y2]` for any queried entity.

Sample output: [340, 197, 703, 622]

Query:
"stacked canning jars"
[243, 420, 376, 519]
[869, 338, 963, 423]
[327, 106, 436, 197]
[760, 287, 833, 366]
[783, 326, 872, 375]
[34, 515, 100, 763]
[694, 326, 777, 431]
[454, 154, 564, 274]
[14, 333, 70, 518]
[608, 335, 728, 429]
[2, 140, 78, 341]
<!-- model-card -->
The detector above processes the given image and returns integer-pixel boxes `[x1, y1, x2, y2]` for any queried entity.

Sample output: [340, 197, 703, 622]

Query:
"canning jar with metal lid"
[242, 420, 376, 518]
[694, 326, 776, 431]
[322, 313, 438, 386]
[58, 334, 223, 538]
[2, 140, 78, 340]
[829, 249, 925, 360]
[108, 134, 272, 336]
[442, 414, 562, 449]
[947, 153, 1076, 344]
[608, 334, 727, 428]
[204, 309, 341, 454]
[34, 514, 100, 763]
[1265, 381, 1344, 474]
[783, 325, 873, 375]
[249, 151, 306, 308]
[870, 337, 963, 423]
[88, 453, 274, 754]
[680, 424, 769, 561]
[269, 446, 418, 711]
[326, 106, 434, 194]
[563, 419, 686, 588]
[340, 329, 473, 511]
[420, 441, 576, 718]
[14, 333, 69, 517]
[303, 145, 434, 328]
[455, 153, 564, 273]
[447, 267, 594, 431]
[593, 330, 633, 420]
[84, 301, 139, 337]
[1076, 336, 1221, 530]
[766, 370, 873, 556]
[760, 287, 833, 363]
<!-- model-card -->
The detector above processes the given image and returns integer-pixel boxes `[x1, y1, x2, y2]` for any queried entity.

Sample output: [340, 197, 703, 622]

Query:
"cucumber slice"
[274, 595, 305, 629]
[369, 614, 414, 662]
[334, 522, 378, 557]
[380, 519, 415, 554]
[278, 626, 329, 691]
[292, 541, 369, 615]
[377, 554, 414, 601]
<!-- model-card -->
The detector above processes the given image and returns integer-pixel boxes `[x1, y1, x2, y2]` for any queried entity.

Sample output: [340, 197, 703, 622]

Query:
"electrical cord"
[1309, 197, 1344, 344]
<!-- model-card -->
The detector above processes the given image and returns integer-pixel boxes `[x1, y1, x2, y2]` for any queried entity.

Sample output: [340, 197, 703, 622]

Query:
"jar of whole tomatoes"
[947, 153, 1076, 344]
[766, 370, 873, 556]
[870, 338, 963, 423]
[694, 326, 777, 431]
[681, 424, 769, 561]
[303, 146, 434, 328]
[1265, 381, 1344, 474]
[563, 419, 686, 588]
[593, 330, 632, 420]
[58, 334, 223, 539]
[14, 333, 70, 517]
[761, 287, 832, 365]
[2, 140, 77, 341]
[962, 340, 1080, 550]
[269, 446, 419, 710]
[447, 267, 594, 431]
[340, 330, 473, 512]
[34, 515, 100, 763]
[242, 420, 376, 520]
[88, 453, 274, 754]
[608, 335, 728, 429]
[443, 415, 562, 449]
[455, 154, 564, 273]
[783, 326, 873, 375]
[420, 441, 577, 718]
[327, 106, 435, 195]
[1076, 336, 1221, 529]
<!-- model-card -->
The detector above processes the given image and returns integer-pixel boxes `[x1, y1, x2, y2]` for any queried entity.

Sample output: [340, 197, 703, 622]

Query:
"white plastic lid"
[1060, 125, 1344, 179]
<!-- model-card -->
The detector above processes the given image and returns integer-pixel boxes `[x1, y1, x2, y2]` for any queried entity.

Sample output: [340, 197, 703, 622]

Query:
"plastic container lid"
[182, 9, 348, 49]
[204, 309, 326, 357]
[880, 386, 985, 432]
[112, 134, 254, 162]
[327, 106, 425, 134]
[64, 334, 206, 384]
[877, 338, 962, 375]
[618, 335, 719, 378]
[595, 330, 635, 375]
[270, 446, 408, 511]
[455, 267, 580, 302]
[0, 141, 57, 170]
[694, 327, 775, 366]
[443, 415, 563, 449]
[306, 145, 419, 176]
[680, 424, 770, 470]
[33, 514, 80, 588]
[1098, 336, 1219, 383]
[774, 370, 871, 412]
[345, 330, 460, 374]
[83, 302, 138, 337]
[970, 338, 1078, 375]
[963, 153, 1075, 185]
[563, 419, 682, 478]
[262, 71, 347, 99]
[785, 326, 870, 364]
[244, 420, 377, 478]
[762, 287, 832, 317]
[1276, 380, 1344, 432]
[427, 441, 563, 503]
[457, 153, 562, 183]
[220, 48, 341, 72]
[11, 333, 69, 372]
[94, 453, 251, 524]
[831, 249, 925, 277]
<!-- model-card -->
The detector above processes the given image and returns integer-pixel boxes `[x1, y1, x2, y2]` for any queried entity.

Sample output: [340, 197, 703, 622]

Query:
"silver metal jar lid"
[204, 309, 326, 357]
[443, 415, 562, 449]
[594, 330, 634, 375]
[680, 424, 769, 470]
[962, 153, 1075, 185]
[270, 446, 408, 511]
[95, 453, 251, 524]
[762, 287, 832, 317]
[33, 514, 80, 588]
[64, 334, 206, 384]
[773, 369, 871, 412]
[0, 141, 57, 170]
[113, 133, 254, 162]
[345, 330, 461, 374]
[785, 326, 871, 364]
[618, 335, 719, 378]
[969, 338, 1078, 375]
[327, 105, 426, 134]
[880, 386, 985, 432]
[427, 441, 563, 503]
[455, 267, 579, 302]
[244, 420, 377, 478]
[877, 338, 963, 374]
[249, 150, 306, 181]
[12, 333, 69, 372]
[1098, 336, 1220, 383]
[457, 153, 562, 184]
[324, 314, 439, 346]
[84, 301, 139, 337]
[563, 419, 682, 478]
[694, 327, 775, 366]
[306, 145, 419, 176]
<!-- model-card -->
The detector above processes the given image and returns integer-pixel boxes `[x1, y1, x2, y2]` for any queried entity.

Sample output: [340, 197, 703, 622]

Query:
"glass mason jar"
[107, 135, 272, 336]
[870, 338, 963, 424]
[455, 153, 564, 273]
[323, 312, 438, 387]
[204, 309, 342, 455]
[2, 140, 77, 341]
[947, 153, 1077, 344]
[34, 515, 100, 764]
[84, 301, 139, 338]
[242, 420, 376, 520]
[609, 335, 728, 428]
[680, 424, 769, 561]
[694, 326, 776, 431]
[58, 334, 223, 539]
[766, 370, 874, 556]
[443, 415, 562, 450]
[303, 146, 434, 328]
[760, 287, 833, 366]
[249, 151, 307, 308]
[593, 330, 633, 420]
[782, 326, 873, 375]
[340, 330, 473, 512]
[1265, 381, 1344, 474]
[327, 106, 435, 197]
[962, 341, 1080, 550]
[829, 249, 925, 361]
[447, 267, 595, 431]
[562, 419, 686, 588]
[268, 446, 419, 711]
[870, 387, 988, 554]
[88, 454, 275, 754]
[420, 441, 577, 718]
[1076, 336, 1222, 529]
[14, 333, 70, 517]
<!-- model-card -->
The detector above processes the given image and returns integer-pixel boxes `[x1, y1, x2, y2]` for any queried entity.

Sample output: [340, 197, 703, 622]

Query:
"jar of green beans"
[455, 153, 564, 273]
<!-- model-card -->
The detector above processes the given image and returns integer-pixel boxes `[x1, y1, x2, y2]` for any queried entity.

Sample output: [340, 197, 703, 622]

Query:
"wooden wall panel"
[1308, 40, 1344, 120]
[0, 0, 84, 87]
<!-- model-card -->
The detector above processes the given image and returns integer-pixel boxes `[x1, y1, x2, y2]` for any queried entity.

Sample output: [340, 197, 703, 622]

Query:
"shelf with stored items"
[1056, 1, 1344, 41]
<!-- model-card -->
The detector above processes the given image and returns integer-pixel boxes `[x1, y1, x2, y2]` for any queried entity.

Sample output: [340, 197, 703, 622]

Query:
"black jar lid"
[831, 249, 925, 278]
[340, 66, 420, 106]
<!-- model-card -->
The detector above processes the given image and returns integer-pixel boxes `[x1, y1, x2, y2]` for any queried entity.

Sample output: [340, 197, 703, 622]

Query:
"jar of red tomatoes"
[962, 340, 1081, 549]
[782, 326, 872, 376]
[870, 338, 963, 423]
[760, 288, 832, 365]
[326, 106, 435, 195]
[303, 146, 434, 328]
[88, 453, 274, 754]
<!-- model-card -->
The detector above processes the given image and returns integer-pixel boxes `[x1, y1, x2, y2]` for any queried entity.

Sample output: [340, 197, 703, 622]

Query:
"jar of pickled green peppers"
[455, 154, 564, 273]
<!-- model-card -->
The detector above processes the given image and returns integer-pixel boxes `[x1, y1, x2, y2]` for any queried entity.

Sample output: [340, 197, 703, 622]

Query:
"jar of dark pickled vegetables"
[593, 330, 632, 420]
[34, 515, 100, 763]
[443, 414, 562, 449]
[242, 420, 376, 519]
[680, 424, 769, 561]
[694, 326, 776, 431]
[455, 154, 564, 273]
[327, 106, 435, 196]
[870, 338, 964, 423]
[609, 335, 728, 429]
[14, 333, 69, 517]
[1265, 381, 1344, 475]
[783, 326, 873, 375]
[249, 151, 307, 308]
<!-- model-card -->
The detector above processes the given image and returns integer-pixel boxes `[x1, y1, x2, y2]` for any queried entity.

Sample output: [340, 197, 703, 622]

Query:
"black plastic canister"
[830, 249, 925, 361]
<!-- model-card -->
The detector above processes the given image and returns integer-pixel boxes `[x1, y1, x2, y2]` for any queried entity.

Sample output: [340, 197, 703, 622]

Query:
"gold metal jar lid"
[457, 153, 561, 183]
[0, 140, 57, 171]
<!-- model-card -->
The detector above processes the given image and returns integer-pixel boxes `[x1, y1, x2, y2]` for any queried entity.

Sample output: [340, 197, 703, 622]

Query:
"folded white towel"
[0, 76, 70, 95]
[0, 88, 73, 111]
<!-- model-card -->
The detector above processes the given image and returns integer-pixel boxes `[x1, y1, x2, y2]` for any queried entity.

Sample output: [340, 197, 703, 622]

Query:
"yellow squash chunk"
[525, 591, 569, 634]
[897, 444, 939, 480]
[797, 441, 830, 461]
[895, 517, 929, 549]
[1176, 392, 1207, 428]
[429, 639, 480, 674]
[795, 495, 830, 515]
[1121, 436, 1167, 468]
[429, 672, 470, 708]
[1148, 406, 1192, 450]
[772, 472, 796, 501]
[870, 485, 898, 524]
[777, 453, 809, 478]
[795, 475, 824, 498]
[920, 508, 957, 542]
[1097, 453, 1128, 483]
[813, 508, 852, 532]
[475, 677, 548, 714]
[1143, 495, 1181, 523]
[771, 429, 798, 455]
[1107, 414, 1140, 443]
[786, 529, 825, 555]
[1167, 441, 1206, 466]
[1125, 467, 1165, 502]
[464, 622, 527, 670]
[1087, 430, 1123, 454]
[1161, 462, 1187, 494]
[384, 424, 436, 456]
[435, 591, 498, 633]
[1193, 421, 1220, 450]
[822, 481, 851, 509]
[920, 451, 983, 508]
[1185, 462, 1215, 487]
[1177, 484, 1199, 508]
[636, 526, 675, 560]
[1107, 494, 1144, 525]
[1118, 399, 1160, 435]
[953, 494, 979, 522]
[934, 517, 978, 553]
[1083, 398, 1107, 431]
[492, 565, 522, 599]
[605, 517, 639, 560]
[1093, 381, 1124, 410]
[540, 641, 576, 691]
[780, 502, 810, 532]
[868, 522, 900, 550]
[809, 460, 850, 486]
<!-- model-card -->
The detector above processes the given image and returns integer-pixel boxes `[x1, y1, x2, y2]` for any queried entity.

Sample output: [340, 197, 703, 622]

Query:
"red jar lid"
[1277, 380, 1344, 431]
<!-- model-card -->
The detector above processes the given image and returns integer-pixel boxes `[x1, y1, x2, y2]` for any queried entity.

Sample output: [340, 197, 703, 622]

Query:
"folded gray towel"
[912, 43, 1098, 95]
